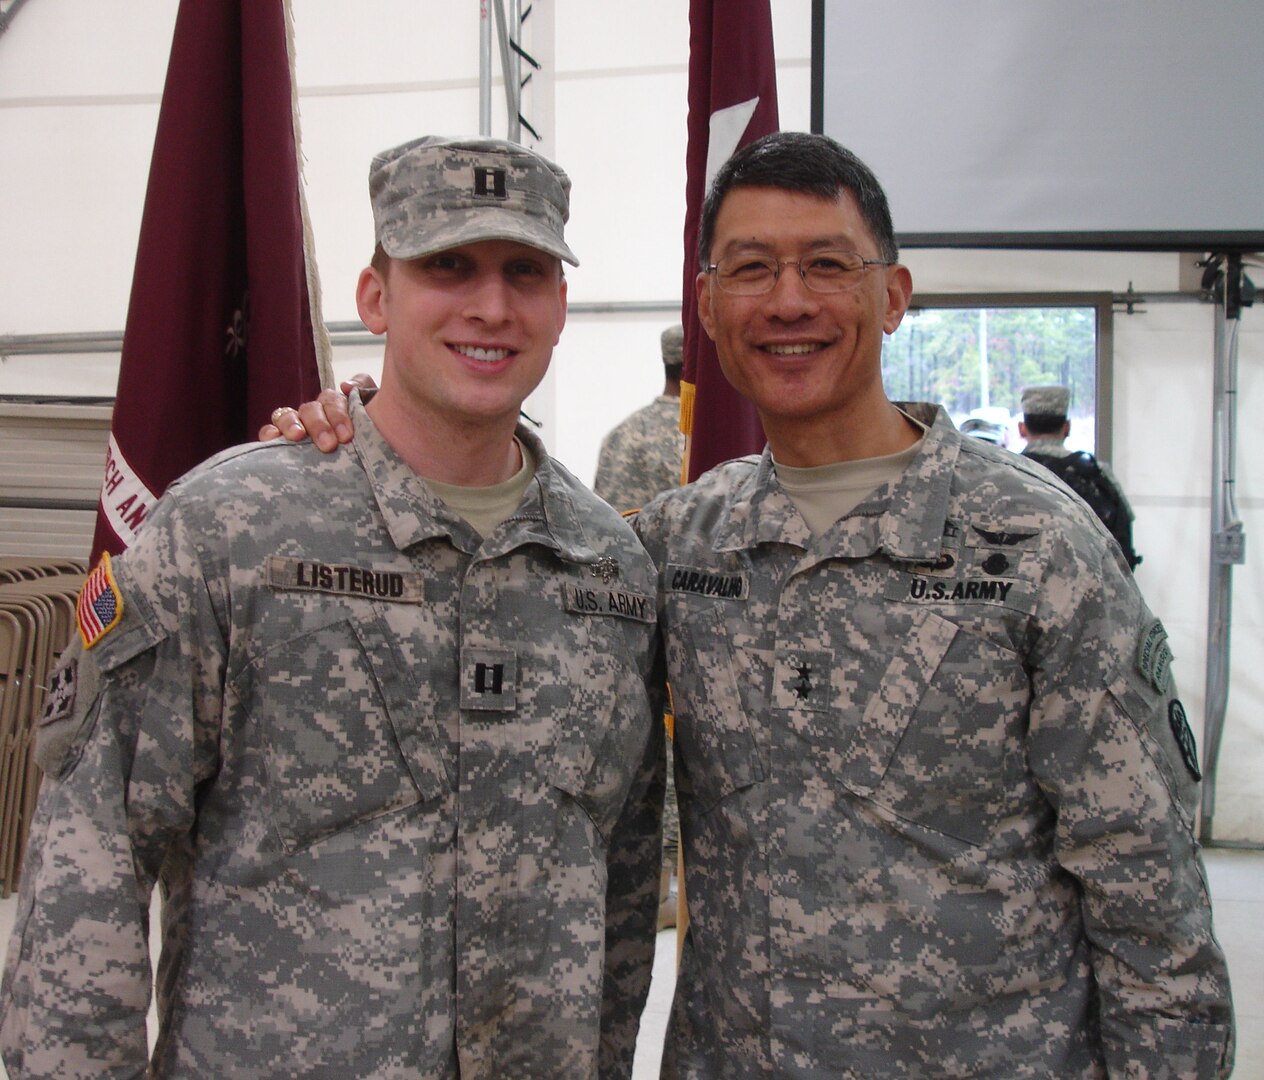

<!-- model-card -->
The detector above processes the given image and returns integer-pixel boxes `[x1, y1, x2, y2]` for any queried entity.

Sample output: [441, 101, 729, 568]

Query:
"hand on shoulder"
[257, 374, 377, 451]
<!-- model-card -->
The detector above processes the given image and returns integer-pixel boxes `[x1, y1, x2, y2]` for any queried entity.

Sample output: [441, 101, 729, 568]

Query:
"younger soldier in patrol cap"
[1, 136, 663, 1079]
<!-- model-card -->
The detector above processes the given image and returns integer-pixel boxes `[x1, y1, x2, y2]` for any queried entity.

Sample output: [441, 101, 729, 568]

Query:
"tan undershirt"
[424, 438, 536, 538]
[775, 436, 924, 537]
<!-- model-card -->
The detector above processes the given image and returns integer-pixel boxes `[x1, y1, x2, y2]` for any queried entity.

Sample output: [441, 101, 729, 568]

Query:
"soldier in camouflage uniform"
[593, 323, 686, 930]
[633, 132, 1233, 1077]
[0, 136, 663, 1079]
[593, 323, 686, 513]
[1019, 383, 1140, 570]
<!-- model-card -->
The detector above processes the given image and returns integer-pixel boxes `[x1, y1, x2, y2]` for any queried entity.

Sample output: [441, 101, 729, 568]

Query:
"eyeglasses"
[706, 250, 893, 295]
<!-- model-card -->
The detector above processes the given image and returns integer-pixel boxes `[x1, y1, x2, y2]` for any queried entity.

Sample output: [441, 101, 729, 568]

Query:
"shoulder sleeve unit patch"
[77, 552, 124, 649]
[39, 657, 78, 727]
[1136, 617, 1173, 695]
[1168, 699, 1202, 781]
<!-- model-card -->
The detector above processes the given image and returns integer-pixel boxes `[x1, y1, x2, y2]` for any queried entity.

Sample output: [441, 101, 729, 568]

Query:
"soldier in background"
[594, 323, 686, 513]
[1020, 383, 1141, 569]
[593, 322, 686, 931]
[1, 136, 663, 1079]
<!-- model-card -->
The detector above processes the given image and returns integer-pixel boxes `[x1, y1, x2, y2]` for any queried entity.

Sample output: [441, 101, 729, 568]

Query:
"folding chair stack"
[0, 557, 87, 896]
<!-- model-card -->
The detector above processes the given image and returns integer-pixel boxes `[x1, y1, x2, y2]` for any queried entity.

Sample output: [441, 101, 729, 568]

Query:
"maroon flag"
[679, 0, 779, 482]
[91, 0, 332, 560]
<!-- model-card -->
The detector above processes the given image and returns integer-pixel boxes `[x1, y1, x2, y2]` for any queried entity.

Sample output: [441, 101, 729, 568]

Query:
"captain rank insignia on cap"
[77, 552, 124, 648]
[473, 166, 508, 199]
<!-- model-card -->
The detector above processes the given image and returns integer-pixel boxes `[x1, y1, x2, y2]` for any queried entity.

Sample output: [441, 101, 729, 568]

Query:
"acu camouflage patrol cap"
[1022, 384, 1070, 418]
[661, 324, 684, 364]
[370, 135, 578, 266]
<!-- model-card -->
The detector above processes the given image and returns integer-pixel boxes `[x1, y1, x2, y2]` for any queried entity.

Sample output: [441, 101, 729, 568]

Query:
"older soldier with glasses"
[2, 136, 664, 1079]
[264, 131, 1234, 1079]
[638, 130, 1232, 1078]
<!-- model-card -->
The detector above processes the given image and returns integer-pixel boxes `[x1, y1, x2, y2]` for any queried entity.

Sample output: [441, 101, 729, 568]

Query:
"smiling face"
[697, 185, 913, 463]
[357, 238, 567, 434]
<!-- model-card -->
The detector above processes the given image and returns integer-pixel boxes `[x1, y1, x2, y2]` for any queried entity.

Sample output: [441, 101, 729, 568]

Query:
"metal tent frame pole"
[1199, 253, 1249, 844]
[479, 2, 535, 143]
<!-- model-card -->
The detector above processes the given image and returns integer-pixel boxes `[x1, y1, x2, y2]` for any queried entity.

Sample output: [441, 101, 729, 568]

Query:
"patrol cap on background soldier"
[959, 416, 1008, 445]
[661, 322, 684, 377]
[1018, 381, 1142, 569]
[1020, 383, 1071, 431]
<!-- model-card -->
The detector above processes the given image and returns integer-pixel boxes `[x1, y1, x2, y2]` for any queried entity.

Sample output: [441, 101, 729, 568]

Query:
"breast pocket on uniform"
[547, 614, 656, 841]
[864, 611, 1031, 846]
[665, 605, 764, 813]
[237, 610, 446, 853]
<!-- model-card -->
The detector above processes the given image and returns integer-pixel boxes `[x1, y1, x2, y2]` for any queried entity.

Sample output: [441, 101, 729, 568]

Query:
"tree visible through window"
[883, 304, 1101, 453]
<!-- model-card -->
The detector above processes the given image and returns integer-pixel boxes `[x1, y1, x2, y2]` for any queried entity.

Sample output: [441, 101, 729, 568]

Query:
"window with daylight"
[882, 293, 1114, 458]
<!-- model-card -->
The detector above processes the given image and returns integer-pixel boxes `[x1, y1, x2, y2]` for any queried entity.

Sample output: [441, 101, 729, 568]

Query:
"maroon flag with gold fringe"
[91, 0, 331, 560]
[679, 0, 779, 481]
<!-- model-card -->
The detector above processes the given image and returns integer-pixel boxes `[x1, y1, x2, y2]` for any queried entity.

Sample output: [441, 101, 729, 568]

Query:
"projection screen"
[811, 1, 1264, 250]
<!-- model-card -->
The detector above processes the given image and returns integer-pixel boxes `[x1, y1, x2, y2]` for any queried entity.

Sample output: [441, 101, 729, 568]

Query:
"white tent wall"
[0, 2, 1259, 844]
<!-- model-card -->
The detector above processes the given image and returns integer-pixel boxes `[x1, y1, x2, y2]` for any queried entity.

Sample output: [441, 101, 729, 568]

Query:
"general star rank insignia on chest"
[774, 648, 833, 711]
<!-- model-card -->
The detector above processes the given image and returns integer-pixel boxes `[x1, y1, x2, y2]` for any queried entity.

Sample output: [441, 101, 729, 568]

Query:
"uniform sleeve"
[1026, 540, 1234, 1078]
[598, 605, 667, 1079]
[0, 499, 225, 1079]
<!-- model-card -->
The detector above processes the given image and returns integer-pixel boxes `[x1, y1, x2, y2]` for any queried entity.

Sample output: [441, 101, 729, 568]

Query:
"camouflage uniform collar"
[711, 403, 957, 562]
[350, 395, 597, 562]
[349, 393, 473, 550]
[875, 403, 959, 560]
[493, 424, 604, 566]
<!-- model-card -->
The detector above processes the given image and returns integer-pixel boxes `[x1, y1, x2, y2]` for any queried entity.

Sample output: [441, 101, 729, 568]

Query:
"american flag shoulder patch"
[77, 552, 124, 649]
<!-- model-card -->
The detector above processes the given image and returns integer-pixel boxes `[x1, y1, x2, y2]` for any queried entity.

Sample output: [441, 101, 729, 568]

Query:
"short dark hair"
[697, 131, 899, 265]
[1023, 413, 1067, 436]
[664, 362, 683, 383]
